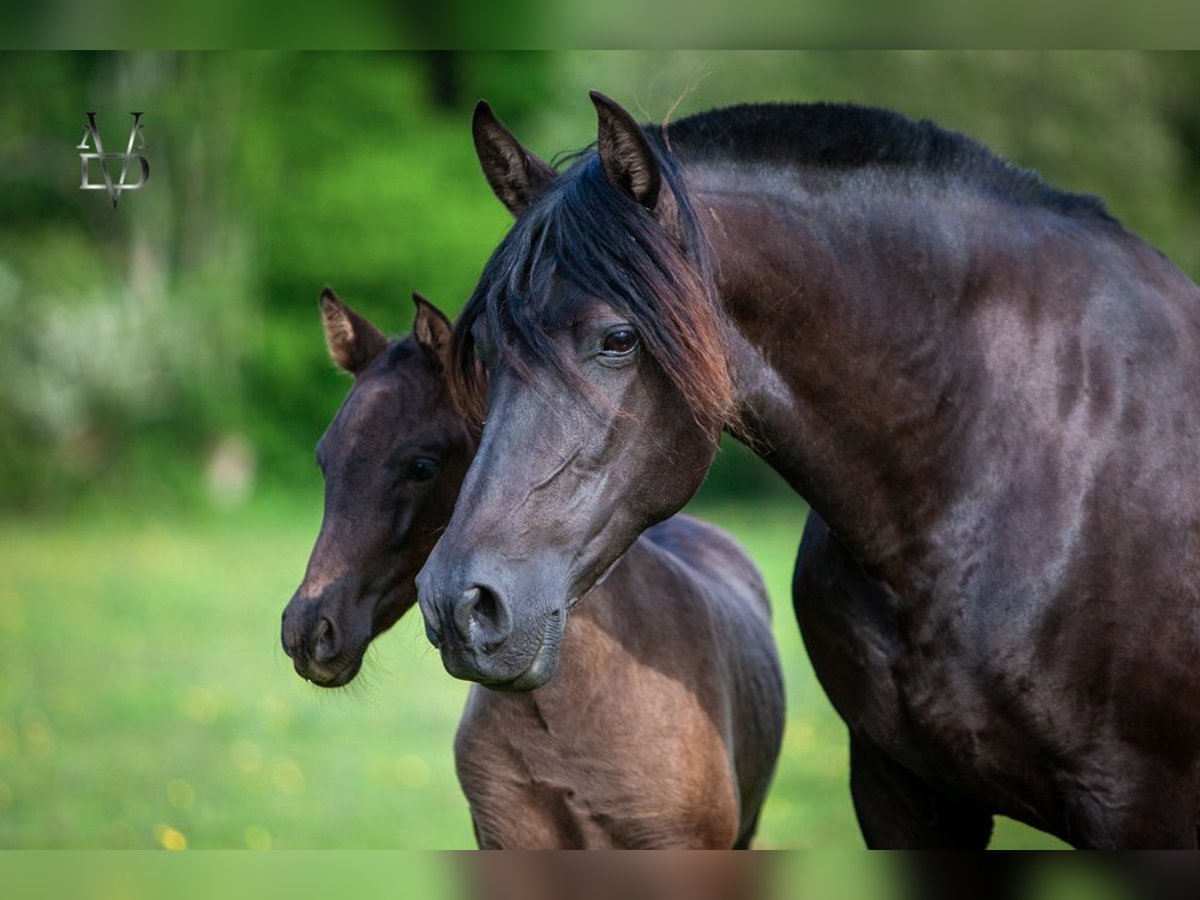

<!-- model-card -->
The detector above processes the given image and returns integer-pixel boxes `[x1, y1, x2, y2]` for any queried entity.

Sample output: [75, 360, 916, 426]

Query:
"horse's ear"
[590, 90, 661, 211]
[411, 292, 452, 368]
[472, 100, 556, 217]
[319, 286, 388, 376]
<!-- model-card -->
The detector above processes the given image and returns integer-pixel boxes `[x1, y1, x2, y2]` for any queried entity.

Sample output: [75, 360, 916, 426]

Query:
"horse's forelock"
[449, 147, 737, 437]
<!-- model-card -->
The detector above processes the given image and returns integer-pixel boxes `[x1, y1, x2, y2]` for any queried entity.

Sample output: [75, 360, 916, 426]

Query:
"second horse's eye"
[406, 456, 439, 482]
[601, 327, 639, 356]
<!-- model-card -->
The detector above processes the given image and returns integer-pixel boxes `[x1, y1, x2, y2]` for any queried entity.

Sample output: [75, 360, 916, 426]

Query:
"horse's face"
[416, 95, 727, 690]
[417, 290, 717, 690]
[282, 290, 470, 687]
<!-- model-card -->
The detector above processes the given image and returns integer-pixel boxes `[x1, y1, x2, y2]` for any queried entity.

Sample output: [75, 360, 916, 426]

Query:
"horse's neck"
[693, 166, 1064, 583]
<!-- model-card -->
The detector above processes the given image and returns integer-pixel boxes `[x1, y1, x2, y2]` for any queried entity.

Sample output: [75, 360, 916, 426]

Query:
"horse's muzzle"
[417, 571, 564, 690]
[281, 594, 363, 688]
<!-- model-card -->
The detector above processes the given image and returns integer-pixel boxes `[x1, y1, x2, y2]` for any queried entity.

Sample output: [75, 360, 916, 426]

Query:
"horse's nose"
[281, 603, 304, 661]
[312, 615, 339, 663]
[453, 586, 513, 654]
[281, 598, 340, 666]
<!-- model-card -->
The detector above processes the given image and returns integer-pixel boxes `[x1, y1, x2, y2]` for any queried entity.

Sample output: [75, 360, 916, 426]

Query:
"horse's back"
[641, 514, 774, 622]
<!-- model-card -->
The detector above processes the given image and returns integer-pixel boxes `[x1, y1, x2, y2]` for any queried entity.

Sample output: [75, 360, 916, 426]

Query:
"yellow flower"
[155, 823, 188, 851]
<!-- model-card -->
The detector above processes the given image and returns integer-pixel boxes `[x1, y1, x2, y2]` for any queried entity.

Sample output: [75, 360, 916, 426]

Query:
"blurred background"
[3, 51, 1200, 850]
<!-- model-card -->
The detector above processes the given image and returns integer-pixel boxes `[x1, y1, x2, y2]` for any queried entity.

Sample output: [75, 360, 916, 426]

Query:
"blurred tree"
[422, 52, 460, 109]
[2, 52, 1199, 513]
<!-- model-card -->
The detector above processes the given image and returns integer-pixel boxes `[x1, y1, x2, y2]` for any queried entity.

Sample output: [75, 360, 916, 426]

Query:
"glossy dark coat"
[281, 290, 784, 849]
[418, 97, 1200, 848]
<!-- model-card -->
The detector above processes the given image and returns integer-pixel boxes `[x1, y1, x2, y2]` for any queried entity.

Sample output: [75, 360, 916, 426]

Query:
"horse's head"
[416, 94, 734, 690]
[282, 288, 472, 687]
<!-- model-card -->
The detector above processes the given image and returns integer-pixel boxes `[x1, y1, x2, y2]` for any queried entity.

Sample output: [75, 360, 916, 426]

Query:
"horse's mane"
[663, 101, 1112, 220]
[449, 102, 1112, 435]
[450, 142, 736, 437]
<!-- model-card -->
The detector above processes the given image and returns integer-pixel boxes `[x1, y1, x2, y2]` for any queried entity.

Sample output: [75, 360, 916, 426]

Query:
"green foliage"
[3, 51, 1200, 513]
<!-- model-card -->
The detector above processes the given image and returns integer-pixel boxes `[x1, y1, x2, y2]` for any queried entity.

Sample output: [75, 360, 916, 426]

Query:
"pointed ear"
[411, 292, 452, 368]
[590, 90, 661, 210]
[319, 286, 388, 376]
[472, 100, 557, 217]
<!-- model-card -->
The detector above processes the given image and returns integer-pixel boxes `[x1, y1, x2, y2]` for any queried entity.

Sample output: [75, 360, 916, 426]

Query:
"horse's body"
[459, 514, 782, 849]
[683, 118, 1200, 847]
[282, 290, 784, 849]
[418, 98, 1200, 847]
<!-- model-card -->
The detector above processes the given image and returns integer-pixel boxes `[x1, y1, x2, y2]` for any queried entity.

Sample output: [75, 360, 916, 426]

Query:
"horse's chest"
[459, 673, 739, 848]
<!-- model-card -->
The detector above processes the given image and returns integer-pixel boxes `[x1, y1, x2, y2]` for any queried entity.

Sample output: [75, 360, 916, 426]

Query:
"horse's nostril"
[475, 589, 497, 624]
[453, 585, 512, 653]
[313, 616, 339, 663]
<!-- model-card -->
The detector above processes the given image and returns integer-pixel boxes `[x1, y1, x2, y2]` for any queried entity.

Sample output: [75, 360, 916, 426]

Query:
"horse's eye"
[601, 327, 639, 356]
[406, 456, 439, 482]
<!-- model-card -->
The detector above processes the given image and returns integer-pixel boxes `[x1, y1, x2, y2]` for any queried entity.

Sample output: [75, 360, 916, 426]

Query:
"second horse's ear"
[320, 286, 388, 376]
[412, 292, 452, 368]
[472, 100, 557, 217]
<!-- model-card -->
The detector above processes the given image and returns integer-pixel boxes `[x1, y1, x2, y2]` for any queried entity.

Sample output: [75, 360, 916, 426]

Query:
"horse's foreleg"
[849, 735, 994, 849]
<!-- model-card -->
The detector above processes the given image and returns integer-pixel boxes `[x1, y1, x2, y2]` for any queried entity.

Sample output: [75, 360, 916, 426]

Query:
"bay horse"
[281, 288, 784, 848]
[416, 95, 1200, 848]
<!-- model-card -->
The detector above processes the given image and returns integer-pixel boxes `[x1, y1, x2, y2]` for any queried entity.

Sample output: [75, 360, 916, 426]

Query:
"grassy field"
[0, 494, 1066, 850]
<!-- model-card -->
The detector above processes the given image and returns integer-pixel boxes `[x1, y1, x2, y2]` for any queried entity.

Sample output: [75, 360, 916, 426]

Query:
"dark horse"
[281, 288, 784, 848]
[417, 94, 1200, 848]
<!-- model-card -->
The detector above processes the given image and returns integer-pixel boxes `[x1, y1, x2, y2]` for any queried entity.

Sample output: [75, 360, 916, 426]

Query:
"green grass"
[0, 496, 1065, 849]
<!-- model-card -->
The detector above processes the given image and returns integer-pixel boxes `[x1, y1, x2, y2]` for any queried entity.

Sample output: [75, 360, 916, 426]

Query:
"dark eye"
[601, 327, 639, 356]
[406, 456, 439, 482]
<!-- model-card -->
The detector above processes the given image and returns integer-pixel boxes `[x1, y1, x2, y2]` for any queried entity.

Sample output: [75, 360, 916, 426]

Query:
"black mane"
[450, 142, 734, 434]
[662, 102, 1112, 220]
[450, 101, 1113, 431]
